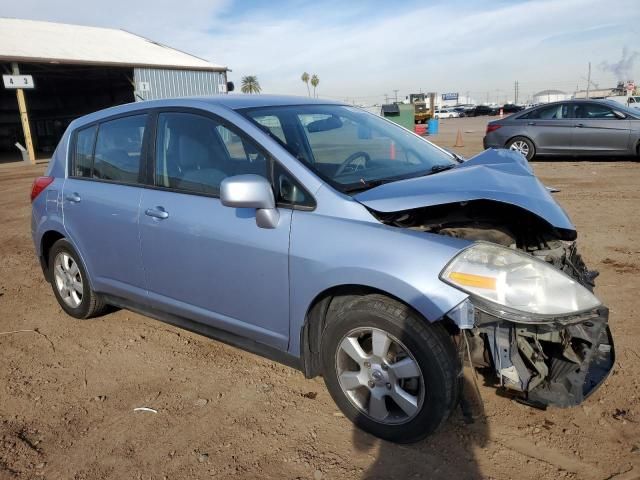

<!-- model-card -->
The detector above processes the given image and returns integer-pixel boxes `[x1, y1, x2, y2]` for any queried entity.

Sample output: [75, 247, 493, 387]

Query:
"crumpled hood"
[354, 148, 575, 232]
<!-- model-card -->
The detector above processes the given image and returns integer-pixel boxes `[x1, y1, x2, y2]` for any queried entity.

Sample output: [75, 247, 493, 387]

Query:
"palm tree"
[241, 75, 261, 94]
[310, 74, 319, 98]
[301, 72, 310, 96]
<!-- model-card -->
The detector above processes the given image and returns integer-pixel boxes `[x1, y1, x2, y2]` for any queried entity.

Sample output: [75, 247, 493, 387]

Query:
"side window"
[530, 104, 568, 120]
[155, 112, 268, 195]
[574, 103, 618, 119]
[73, 125, 97, 177]
[93, 115, 147, 183]
[272, 164, 315, 208]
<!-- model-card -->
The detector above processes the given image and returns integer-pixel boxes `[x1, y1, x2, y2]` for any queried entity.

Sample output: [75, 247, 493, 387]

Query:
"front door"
[63, 114, 149, 301]
[139, 111, 291, 349]
[571, 102, 631, 153]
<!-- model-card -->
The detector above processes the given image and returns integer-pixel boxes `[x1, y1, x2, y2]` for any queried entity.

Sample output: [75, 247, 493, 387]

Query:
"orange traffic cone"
[454, 129, 464, 147]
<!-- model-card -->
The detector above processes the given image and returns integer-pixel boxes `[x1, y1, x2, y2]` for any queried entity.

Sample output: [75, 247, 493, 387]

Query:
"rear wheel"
[321, 294, 460, 443]
[49, 239, 107, 319]
[507, 136, 535, 160]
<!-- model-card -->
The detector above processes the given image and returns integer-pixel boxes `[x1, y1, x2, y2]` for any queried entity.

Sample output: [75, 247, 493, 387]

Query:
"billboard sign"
[442, 92, 458, 101]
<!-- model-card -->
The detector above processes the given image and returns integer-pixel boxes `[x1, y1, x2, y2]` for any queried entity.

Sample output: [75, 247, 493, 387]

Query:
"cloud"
[3, 0, 639, 102]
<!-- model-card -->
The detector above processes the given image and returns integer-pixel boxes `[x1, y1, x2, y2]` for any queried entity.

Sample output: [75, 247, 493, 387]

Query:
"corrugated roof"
[0, 18, 227, 71]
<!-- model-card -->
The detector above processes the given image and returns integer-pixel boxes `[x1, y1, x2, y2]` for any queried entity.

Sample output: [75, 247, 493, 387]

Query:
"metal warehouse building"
[0, 18, 229, 164]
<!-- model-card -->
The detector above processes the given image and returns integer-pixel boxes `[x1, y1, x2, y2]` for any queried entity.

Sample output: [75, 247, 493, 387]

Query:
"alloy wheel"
[509, 140, 530, 157]
[53, 252, 83, 308]
[335, 327, 425, 425]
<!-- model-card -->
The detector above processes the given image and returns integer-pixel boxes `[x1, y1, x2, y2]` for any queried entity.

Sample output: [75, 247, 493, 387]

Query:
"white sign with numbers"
[3, 74, 35, 89]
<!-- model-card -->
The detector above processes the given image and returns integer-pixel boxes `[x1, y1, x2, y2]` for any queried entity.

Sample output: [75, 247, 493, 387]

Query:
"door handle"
[575, 123, 585, 128]
[527, 122, 536, 125]
[145, 207, 169, 220]
[65, 192, 81, 203]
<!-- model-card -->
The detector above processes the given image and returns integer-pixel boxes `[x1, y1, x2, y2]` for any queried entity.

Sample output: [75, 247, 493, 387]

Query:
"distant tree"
[301, 72, 310, 96]
[310, 74, 319, 98]
[241, 75, 261, 94]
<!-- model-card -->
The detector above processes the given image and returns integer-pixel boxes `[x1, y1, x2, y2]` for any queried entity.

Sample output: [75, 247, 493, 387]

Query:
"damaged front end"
[371, 202, 614, 408]
[470, 307, 614, 408]
[356, 149, 614, 407]
[442, 239, 615, 409]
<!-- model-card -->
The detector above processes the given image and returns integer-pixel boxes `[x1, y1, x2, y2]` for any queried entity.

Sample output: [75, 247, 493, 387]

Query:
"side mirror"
[220, 175, 279, 228]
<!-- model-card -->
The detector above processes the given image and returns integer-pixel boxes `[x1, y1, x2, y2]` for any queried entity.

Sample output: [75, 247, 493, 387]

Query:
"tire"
[321, 294, 460, 443]
[49, 238, 107, 319]
[506, 136, 535, 161]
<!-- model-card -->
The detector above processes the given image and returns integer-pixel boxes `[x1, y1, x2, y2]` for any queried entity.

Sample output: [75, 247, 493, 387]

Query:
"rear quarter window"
[73, 125, 97, 177]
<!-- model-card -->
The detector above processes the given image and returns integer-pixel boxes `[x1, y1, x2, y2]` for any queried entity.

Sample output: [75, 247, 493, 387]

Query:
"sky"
[3, 0, 640, 104]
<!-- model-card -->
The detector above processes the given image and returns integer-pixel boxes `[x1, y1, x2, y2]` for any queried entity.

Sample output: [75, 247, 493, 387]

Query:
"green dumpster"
[381, 103, 415, 130]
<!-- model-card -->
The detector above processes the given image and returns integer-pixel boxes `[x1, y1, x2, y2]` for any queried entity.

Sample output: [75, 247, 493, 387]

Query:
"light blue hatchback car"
[31, 95, 614, 442]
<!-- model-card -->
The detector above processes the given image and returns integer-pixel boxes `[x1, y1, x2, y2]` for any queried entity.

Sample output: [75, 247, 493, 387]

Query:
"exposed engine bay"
[374, 200, 615, 407]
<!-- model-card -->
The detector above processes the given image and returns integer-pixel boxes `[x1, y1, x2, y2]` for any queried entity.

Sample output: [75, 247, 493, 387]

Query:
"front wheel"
[321, 294, 460, 443]
[507, 136, 535, 160]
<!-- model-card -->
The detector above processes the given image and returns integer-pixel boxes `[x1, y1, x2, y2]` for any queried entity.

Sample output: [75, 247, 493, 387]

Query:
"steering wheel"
[334, 151, 371, 177]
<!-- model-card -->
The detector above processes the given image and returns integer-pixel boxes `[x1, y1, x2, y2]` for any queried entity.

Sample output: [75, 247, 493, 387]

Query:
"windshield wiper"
[342, 178, 391, 193]
[429, 164, 457, 173]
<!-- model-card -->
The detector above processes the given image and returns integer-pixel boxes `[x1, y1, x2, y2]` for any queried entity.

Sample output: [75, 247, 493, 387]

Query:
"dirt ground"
[1, 116, 639, 480]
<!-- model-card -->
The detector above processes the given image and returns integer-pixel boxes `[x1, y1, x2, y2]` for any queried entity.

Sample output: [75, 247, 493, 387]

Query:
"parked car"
[454, 104, 476, 113]
[502, 104, 524, 114]
[434, 108, 460, 119]
[483, 99, 640, 160]
[32, 95, 613, 443]
[452, 107, 467, 117]
[468, 105, 498, 116]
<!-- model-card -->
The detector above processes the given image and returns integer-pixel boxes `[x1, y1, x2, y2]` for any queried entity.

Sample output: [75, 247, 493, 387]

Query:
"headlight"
[441, 242, 601, 321]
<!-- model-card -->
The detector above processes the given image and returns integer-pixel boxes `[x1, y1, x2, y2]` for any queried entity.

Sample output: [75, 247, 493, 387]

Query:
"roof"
[69, 95, 346, 128]
[198, 94, 344, 109]
[0, 18, 226, 71]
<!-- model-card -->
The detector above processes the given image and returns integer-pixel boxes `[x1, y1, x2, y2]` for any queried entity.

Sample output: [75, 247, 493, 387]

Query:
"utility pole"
[514, 80, 519, 104]
[586, 62, 591, 99]
[393, 89, 399, 103]
[384, 93, 389, 104]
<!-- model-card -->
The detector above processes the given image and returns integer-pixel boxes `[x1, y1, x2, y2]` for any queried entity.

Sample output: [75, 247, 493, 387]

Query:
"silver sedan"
[483, 99, 640, 160]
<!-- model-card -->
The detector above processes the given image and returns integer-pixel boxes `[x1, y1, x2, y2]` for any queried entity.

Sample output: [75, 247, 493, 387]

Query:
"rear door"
[521, 103, 573, 154]
[571, 102, 631, 153]
[63, 114, 149, 301]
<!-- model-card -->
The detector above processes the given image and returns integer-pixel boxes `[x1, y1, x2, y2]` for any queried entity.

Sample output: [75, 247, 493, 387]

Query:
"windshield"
[603, 100, 640, 118]
[240, 104, 456, 192]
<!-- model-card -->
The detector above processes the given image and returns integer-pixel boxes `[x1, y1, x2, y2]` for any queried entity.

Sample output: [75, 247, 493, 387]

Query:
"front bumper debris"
[472, 306, 614, 408]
